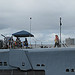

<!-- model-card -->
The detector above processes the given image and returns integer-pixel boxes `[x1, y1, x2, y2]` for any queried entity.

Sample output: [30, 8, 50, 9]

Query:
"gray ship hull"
[0, 48, 75, 75]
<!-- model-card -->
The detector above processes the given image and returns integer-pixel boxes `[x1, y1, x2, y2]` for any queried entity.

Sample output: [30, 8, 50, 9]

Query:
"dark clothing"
[54, 42, 59, 47]
[24, 38, 28, 47]
[24, 41, 28, 47]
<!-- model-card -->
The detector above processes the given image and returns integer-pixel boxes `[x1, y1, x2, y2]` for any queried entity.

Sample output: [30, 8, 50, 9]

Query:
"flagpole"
[60, 17, 62, 47]
[30, 17, 32, 47]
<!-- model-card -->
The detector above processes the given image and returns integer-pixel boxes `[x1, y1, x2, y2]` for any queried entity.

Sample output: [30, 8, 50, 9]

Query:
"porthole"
[4, 62, 7, 66]
[22, 62, 25, 66]
[36, 64, 40, 66]
[71, 69, 74, 72]
[41, 64, 45, 66]
[66, 69, 69, 72]
[0, 62, 2, 66]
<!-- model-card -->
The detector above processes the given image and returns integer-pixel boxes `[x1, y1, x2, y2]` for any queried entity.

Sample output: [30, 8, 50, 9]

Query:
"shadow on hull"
[0, 69, 45, 75]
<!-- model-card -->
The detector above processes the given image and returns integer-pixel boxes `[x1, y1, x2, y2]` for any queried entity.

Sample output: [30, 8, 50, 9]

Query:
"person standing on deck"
[54, 35, 60, 47]
[24, 38, 28, 48]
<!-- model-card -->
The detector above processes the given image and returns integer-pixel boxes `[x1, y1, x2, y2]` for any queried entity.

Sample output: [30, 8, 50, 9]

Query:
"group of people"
[5, 37, 28, 49]
[4, 35, 60, 48]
